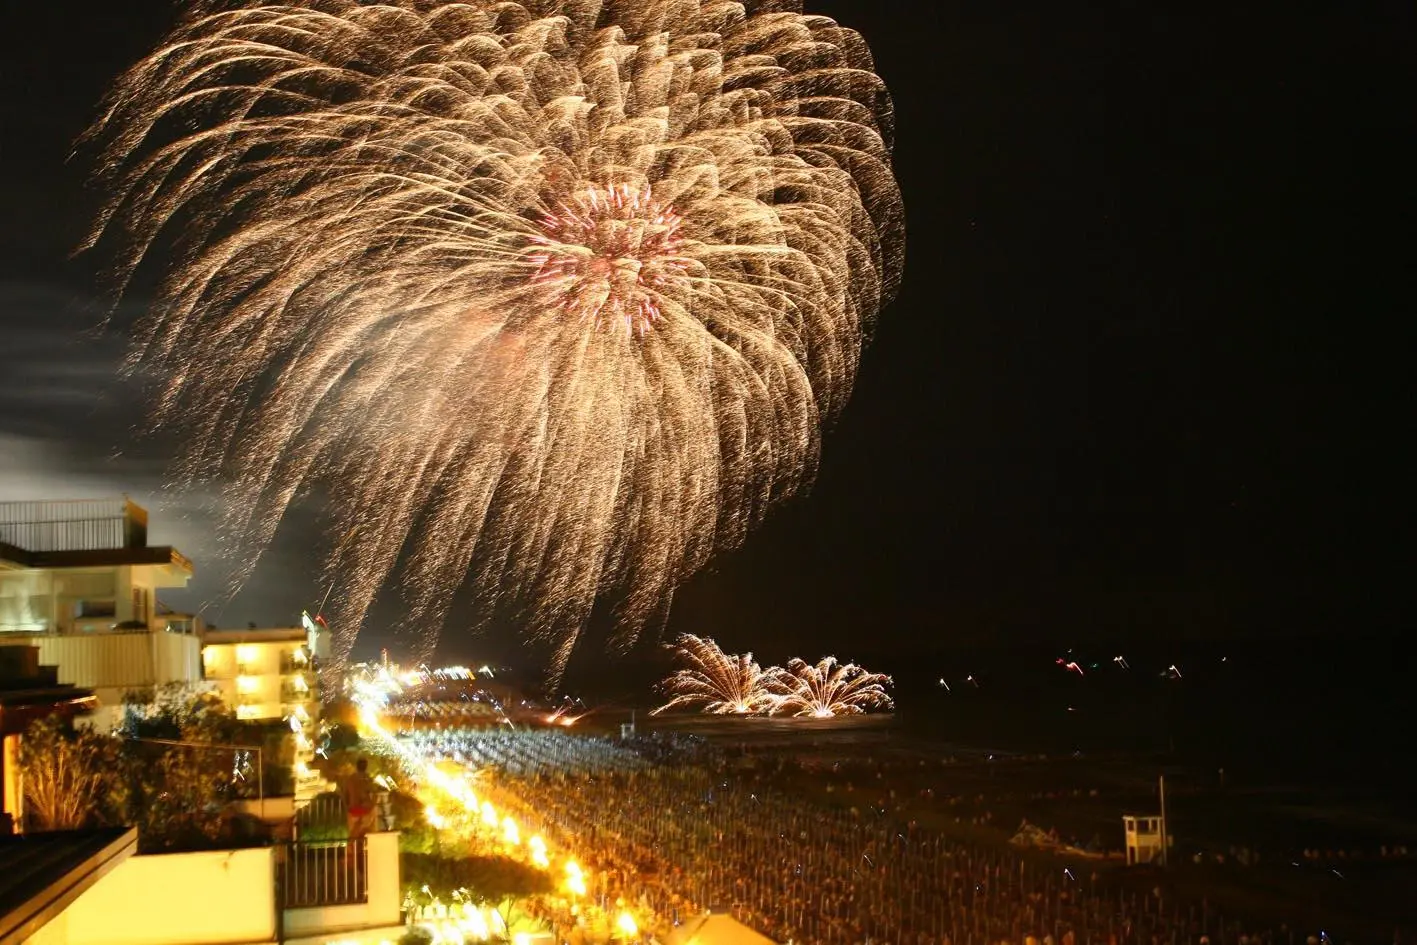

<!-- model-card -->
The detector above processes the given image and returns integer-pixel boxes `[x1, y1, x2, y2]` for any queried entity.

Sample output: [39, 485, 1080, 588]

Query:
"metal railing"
[0, 498, 145, 552]
[280, 838, 368, 907]
[294, 794, 347, 840]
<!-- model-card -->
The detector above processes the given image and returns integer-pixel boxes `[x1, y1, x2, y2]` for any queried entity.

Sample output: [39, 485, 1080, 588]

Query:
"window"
[77, 599, 116, 618]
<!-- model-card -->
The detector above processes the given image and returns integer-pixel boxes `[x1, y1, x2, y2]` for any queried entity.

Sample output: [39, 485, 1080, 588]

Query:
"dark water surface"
[563, 633, 1413, 794]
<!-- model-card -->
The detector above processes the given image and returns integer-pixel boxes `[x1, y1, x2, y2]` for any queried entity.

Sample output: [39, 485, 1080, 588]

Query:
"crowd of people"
[393, 726, 1365, 945]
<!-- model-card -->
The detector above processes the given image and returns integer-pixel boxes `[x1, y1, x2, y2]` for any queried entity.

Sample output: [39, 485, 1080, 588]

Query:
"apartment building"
[201, 622, 327, 795]
[0, 499, 201, 729]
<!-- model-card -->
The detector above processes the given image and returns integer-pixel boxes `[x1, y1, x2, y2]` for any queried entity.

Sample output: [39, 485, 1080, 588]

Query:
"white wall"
[26, 835, 399, 945]
[3, 734, 20, 827]
[35, 847, 276, 945]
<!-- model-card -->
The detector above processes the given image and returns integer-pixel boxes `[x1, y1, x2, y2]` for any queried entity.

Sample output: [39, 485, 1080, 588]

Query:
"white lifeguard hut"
[1124, 773, 1176, 866]
[1122, 814, 1169, 865]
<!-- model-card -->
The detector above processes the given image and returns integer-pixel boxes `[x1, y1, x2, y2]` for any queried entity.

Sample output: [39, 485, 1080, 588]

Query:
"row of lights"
[357, 705, 641, 944]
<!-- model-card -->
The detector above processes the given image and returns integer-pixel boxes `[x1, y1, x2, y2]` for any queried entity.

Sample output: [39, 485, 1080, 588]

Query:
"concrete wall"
[33, 847, 277, 945]
[283, 833, 401, 939]
[233, 795, 297, 824]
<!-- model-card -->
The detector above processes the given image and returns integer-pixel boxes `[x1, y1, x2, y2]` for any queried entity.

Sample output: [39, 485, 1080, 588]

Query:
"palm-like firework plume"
[651, 634, 774, 715]
[769, 656, 893, 718]
[86, 0, 903, 676]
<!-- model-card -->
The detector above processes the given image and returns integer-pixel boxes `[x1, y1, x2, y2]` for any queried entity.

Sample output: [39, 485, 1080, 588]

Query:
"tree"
[389, 790, 438, 853]
[119, 686, 274, 851]
[119, 682, 230, 739]
[322, 721, 361, 754]
[18, 715, 127, 831]
[19, 689, 284, 850]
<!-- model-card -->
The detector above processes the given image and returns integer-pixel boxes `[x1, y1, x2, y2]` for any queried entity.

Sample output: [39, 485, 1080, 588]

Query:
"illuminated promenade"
[352, 669, 1343, 945]
[353, 682, 659, 945]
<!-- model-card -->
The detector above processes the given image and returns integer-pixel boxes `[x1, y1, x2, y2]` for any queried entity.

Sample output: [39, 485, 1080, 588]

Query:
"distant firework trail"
[651, 634, 775, 715]
[770, 656, 893, 717]
[86, 0, 903, 678]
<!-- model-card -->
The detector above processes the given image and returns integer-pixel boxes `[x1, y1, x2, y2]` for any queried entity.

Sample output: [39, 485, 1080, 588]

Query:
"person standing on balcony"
[343, 757, 377, 839]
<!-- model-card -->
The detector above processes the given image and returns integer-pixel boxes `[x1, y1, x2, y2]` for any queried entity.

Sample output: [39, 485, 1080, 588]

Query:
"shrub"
[401, 852, 553, 906]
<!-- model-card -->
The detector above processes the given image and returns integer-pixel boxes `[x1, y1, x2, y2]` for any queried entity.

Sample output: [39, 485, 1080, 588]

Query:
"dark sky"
[0, 2, 1410, 670]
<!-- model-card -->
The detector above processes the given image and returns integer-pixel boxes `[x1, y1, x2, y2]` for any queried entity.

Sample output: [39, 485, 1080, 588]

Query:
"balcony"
[0, 497, 146, 552]
[280, 687, 311, 703]
[279, 651, 311, 674]
[154, 615, 200, 635]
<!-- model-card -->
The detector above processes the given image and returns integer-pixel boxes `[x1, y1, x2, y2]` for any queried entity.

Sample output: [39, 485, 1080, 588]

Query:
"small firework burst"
[769, 656, 894, 718]
[651, 634, 775, 715]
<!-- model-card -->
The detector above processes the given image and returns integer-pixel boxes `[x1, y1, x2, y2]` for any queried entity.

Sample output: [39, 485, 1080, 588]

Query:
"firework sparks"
[545, 696, 587, 727]
[85, 1, 904, 679]
[651, 634, 776, 715]
[769, 656, 894, 718]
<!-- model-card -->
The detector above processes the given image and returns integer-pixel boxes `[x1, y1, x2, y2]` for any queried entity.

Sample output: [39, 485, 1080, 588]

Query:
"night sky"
[0, 3, 1410, 671]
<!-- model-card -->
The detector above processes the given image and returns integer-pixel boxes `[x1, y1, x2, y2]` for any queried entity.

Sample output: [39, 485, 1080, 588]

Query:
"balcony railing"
[280, 687, 310, 703]
[156, 616, 199, 635]
[294, 794, 347, 840]
[0, 497, 145, 552]
[280, 838, 368, 907]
